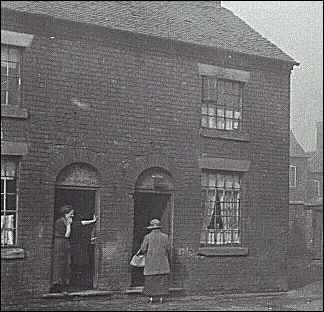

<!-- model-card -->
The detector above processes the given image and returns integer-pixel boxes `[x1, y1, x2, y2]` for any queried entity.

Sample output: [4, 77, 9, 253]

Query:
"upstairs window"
[1, 45, 21, 105]
[289, 165, 297, 188]
[201, 77, 243, 131]
[1, 159, 18, 246]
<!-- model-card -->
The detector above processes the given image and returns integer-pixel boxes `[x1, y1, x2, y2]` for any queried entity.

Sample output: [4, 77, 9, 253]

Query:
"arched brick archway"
[130, 165, 175, 287]
[52, 161, 101, 290]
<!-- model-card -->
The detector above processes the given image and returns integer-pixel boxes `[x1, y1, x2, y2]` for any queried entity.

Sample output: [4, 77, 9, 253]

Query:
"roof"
[1, 1, 297, 63]
[290, 131, 308, 157]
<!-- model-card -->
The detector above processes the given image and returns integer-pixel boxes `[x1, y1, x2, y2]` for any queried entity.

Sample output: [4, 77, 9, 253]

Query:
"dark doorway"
[131, 192, 170, 287]
[54, 188, 96, 290]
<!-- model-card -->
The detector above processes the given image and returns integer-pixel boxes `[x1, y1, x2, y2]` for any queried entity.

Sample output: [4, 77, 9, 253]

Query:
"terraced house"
[1, 1, 298, 303]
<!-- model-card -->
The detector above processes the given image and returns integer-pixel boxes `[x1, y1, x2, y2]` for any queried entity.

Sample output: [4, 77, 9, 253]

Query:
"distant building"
[306, 121, 323, 260]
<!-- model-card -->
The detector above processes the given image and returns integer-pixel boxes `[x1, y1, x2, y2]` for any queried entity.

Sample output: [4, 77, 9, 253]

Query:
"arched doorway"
[131, 167, 174, 287]
[53, 162, 100, 291]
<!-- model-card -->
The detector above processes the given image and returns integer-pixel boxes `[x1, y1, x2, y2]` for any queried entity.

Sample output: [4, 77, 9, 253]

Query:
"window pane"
[1, 179, 4, 194]
[2, 160, 17, 177]
[209, 116, 216, 128]
[208, 106, 215, 116]
[6, 194, 16, 210]
[8, 48, 18, 62]
[1, 63, 7, 76]
[217, 108, 224, 117]
[1, 213, 16, 246]
[225, 110, 233, 118]
[6, 179, 16, 194]
[1, 46, 8, 59]
[8, 77, 19, 104]
[201, 174, 208, 187]
[201, 115, 208, 127]
[234, 111, 241, 119]
[8, 62, 18, 77]
[208, 174, 216, 187]
[225, 118, 233, 130]
[217, 117, 225, 129]
[1, 91, 7, 105]
[1, 194, 4, 210]
[201, 104, 208, 114]
[1, 76, 7, 91]
[233, 120, 239, 130]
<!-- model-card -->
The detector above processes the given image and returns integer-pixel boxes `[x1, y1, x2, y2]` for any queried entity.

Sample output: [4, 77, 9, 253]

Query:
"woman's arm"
[81, 215, 97, 226]
[65, 221, 72, 238]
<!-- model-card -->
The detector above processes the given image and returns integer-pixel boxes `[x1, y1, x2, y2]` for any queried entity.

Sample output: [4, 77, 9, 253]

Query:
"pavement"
[2, 280, 323, 311]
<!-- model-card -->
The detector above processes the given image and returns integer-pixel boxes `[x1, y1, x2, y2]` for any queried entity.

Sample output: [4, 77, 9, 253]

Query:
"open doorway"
[54, 188, 96, 290]
[131, 191, 171, 287]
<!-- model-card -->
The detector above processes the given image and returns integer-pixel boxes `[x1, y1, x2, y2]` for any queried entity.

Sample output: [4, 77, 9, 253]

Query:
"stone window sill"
[1, 105, 28, 119]
[1, 247, 25, 259]
[198, 247, 249, 256]
[200, 128, 250, 142]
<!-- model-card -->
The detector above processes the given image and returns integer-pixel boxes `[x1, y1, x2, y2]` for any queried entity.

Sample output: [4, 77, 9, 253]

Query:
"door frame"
[132, 189, 175, 285]
[54, 185, 101, 289]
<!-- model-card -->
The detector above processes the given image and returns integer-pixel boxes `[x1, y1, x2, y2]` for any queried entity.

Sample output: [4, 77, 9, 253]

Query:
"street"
[3, 280, 322, 311]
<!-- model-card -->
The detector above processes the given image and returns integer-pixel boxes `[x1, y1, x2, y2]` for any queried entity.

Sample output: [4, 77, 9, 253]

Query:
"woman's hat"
[60, 204, 73, 215]
[147, 219, 161, 229]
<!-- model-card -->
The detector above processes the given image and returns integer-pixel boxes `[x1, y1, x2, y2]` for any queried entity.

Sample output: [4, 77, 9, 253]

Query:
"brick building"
[1, 1, 298, 303]
[306, 121, 323, 260]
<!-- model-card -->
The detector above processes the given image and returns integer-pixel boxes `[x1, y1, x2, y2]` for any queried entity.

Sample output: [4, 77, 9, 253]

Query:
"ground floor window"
[200, 170, 241, 246]
[1, 158, 18, 246]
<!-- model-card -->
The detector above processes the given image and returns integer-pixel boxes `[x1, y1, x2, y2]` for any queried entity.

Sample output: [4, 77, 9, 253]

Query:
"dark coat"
[140, 229, 171, 276]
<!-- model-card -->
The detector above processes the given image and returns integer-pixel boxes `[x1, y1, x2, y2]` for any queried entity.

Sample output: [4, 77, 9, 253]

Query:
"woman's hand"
[92, 214, 97, 223]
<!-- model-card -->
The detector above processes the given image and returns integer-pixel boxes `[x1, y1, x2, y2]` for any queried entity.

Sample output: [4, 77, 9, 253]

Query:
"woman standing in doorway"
[50, 205, 96, 293]
[139, 219, 171, 304]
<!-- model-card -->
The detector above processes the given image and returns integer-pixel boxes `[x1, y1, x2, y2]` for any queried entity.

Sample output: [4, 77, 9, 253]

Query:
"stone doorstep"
[41, 288, 286, 300]
[42, 290, 114, 299]
[125, 287, 184, 294]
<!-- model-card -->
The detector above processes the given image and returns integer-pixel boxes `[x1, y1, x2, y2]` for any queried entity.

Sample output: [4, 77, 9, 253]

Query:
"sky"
[222, 1, 323, 151]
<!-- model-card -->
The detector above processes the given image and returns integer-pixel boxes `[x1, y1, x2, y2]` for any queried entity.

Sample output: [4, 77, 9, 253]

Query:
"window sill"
[200, 128, 250, 142]
[198, 247, 249, 257]
[1, 247, 25, 259]
[1, 105, 28, 119]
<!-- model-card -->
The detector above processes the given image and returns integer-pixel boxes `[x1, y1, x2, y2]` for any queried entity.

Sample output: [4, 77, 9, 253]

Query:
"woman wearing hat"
[138, 219, 171, 304]
[50, 205, 96, 293]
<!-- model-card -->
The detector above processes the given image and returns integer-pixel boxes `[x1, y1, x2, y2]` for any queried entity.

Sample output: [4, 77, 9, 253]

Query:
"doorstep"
[125, 286, 184, 294]
[42, 289, 114, 299]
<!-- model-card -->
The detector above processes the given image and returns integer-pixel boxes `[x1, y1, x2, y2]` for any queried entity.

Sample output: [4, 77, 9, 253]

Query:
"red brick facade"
[1, 6, 295, 302]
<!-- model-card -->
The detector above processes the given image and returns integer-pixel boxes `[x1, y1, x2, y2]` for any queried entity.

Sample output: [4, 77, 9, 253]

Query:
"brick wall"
[1, 8, 292, 302]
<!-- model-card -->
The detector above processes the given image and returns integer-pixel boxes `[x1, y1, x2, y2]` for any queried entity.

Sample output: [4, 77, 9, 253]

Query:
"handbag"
[130, 250, 145, 267]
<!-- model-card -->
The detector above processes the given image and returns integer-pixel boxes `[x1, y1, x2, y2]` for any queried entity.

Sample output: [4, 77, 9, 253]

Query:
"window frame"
[1, 44, 22, 106]
[201, 76, 244, 132]
[312, 179, 321, 197]
[1, 158, 19, 247]
[200, 170, 242, 247]
[289, 165, 297, 188]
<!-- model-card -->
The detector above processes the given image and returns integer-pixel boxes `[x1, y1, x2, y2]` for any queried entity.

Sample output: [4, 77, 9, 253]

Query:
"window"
[309, 179, 321, 198]
[200, 171, 241, 246]
[289, 165, 297, 188]
[1, 45, 21, 105]
[201, 77, 243, 131]
[1, 159, 18, 246]
[313, 180, 320, 197]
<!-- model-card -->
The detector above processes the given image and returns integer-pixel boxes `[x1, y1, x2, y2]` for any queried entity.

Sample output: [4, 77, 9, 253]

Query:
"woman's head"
[60, 205, 74, 218]
[147, 219, 161, 230]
